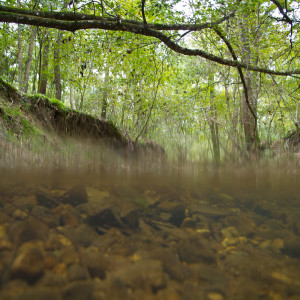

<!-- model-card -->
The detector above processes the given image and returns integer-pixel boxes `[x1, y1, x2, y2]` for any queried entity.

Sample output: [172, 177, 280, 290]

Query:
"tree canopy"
[0, 0, 299, 76]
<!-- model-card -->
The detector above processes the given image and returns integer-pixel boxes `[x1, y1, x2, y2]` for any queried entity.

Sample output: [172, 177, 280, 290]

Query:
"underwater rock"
[16, 287, 61, 300]
[62, 280, 94, 300]
[36, 189, 59, 208]
[10, 218, 49, 244]
[61, 224, 98, 248]
[177, 235, 216, 264]
[61, 185, 88, 206]
[180, 217, 197, 229]
[149, 248, 188, 282]
[83, 250, 108, 279]
[121, 209, 140, 229]
[168, 204, 187, 227]
[88, 207, 124, 229]
[107, 259, 167, 292]
[10, 247, 45, 283]
[67, 264, 88, 281]
[282, 238, 300, 258]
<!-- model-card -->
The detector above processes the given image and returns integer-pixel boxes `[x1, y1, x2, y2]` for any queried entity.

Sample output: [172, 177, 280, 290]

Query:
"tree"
[0, 1, 298, 76]
[0, 0, 299, 154]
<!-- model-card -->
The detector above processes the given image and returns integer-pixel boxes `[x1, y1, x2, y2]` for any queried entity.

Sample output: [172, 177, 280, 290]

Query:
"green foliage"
[1, 0, 299, 160]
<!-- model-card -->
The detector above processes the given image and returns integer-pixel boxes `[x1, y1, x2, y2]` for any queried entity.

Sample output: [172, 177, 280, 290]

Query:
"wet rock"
[83, 249, 108, 279]
[10, 247, 45, 283]
[10, 218, 49, 244]
[254, 205, 274, 218]
[61, 185, 88, 206]
[188, 263, 224, 284]
[168, 204, 186, 227]
[62, 280, 94, 300]
[13, 195, 37, 211]
[191, 204, 232, 219]
[180, 217, 197, 229]
[0, 239, 13, 251]
[282, 238, 300, 258]
[221, 226, 239, 239]
[205, 291, 225, 300]
[53, 204, 79, 227]
[68, 264, 88, 281]
[88, 207, 124, 229]
[150, 248, 188, 282]
[61, 224, 98, 247]
[12, 209, 28, 220]
[121, 209, 140, 229]
[108, 259, 167, 292]
[177, 235, 216, 264]
[59, 247, 79, 266]
[31, 205, 59, 227]
[36, 189, 59, 208]
[39, 271, 67, 287]
[45, 233, 72, 251]
[17, 287, 62, 300]
[105, 277, 131, 300]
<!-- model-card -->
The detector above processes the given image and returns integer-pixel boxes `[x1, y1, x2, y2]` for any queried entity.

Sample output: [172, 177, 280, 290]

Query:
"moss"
[50, 98, 69, 111]
[0, 77, 18, 93]
[20, 118, 34, 135]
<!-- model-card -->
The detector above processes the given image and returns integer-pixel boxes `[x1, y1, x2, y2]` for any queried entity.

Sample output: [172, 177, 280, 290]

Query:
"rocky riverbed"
[0, 171, 300, 300]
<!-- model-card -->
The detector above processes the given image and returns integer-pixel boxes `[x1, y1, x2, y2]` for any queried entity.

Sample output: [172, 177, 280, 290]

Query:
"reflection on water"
[0, 145, 300, 299]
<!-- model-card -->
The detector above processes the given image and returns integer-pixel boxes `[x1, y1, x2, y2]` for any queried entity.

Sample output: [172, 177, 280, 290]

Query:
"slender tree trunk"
[101, 65, 110, 119]
[38, 34, 50, 94]
[23, 27, 36, 93]
[54, 32, 62, 100]
[208, 72, 220, 164]
[17, 24, 23, 92]
[70, 82, 75, 109]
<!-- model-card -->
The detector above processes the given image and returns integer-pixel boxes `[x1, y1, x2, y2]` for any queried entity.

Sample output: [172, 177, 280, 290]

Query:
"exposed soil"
[0, 78, 126, 144]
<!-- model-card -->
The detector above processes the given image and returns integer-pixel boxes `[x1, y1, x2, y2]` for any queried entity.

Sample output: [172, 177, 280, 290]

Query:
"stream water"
[0, 157, 300, 300]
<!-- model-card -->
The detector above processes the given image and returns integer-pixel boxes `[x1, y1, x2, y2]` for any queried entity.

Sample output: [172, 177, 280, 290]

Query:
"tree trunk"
[38, 34, 50, 95]
[17, 23, 23, 92]
[240, 16, 259, 151]
[101, 65, 110, 119]
[54, 32, 62, 100]
[70, 82, 75, 109]
[208, 72, 220, 164]
[23, 26, 36, 93]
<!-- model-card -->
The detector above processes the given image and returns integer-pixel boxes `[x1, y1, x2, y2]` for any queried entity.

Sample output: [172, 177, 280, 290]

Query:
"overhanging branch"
[0, 5, 299, 76]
